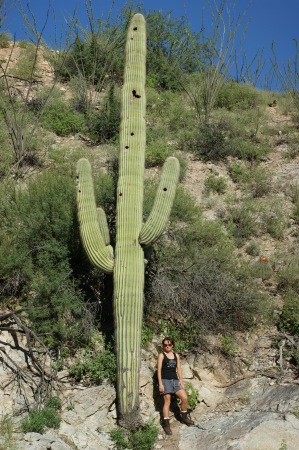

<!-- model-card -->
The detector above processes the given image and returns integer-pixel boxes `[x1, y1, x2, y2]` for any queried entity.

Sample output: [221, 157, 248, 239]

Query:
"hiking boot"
[163, 419, 172, 435]
[181, 412, 194, 426]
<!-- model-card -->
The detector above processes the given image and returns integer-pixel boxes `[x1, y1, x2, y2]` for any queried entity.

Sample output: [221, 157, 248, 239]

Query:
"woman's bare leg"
[163, 394, 171, 418]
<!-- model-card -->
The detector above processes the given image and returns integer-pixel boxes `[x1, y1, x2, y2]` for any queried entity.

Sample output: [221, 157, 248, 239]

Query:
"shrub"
[260, 199, 288, 240]
[251, 259, 273, 281]
[12, 43, 40, 79]
[279, 290, 299, 336]
[21, 407, 61, 434]
[228, 137, 269, 162]
[0, 31, 10, 48]
[184, 122, 226, 160]
[0, 171, 105, 349]
[89, 84, 120, 143]
[145, 142, 171, 167]
[228, 162, 246, 183]
[245, 240, 260, 257]
[244, 166, 272, 198]
[216, 81, 259, 110]
[227, 201, 257, 246]
[69, 336, 116, 384]
[46, 396, 62, 411]
[204, 174, 227, 194]
[158, 320, 199, 353]
[110, 419, 159, 450]
[184, 382, 199, 410]
[41, 100, 85, 136]
[221, 335, 238, 356]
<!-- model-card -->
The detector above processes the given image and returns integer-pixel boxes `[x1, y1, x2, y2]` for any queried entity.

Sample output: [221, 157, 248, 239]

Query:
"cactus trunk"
[114, 13, 146, 426]
[76, 13, 180, 429]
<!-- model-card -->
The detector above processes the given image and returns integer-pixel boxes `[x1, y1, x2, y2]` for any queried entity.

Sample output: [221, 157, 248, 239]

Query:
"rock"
[179, 384, 299, 450]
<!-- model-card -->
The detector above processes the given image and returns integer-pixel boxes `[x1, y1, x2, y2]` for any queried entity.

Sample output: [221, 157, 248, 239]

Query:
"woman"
[157, 337, 194, 435]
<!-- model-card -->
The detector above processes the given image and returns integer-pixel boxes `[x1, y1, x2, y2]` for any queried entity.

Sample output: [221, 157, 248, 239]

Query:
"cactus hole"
[132, 90, 141, 98]
[130, 132, 134, 136]
[133, 27, 138, 31]
[125, 146, 129, 150]
[163, 187, 167, 192]
[119, 192, 123, 197]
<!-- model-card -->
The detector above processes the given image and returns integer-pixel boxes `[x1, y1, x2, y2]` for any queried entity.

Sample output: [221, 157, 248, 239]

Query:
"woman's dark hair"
[162, 337, 175, 347]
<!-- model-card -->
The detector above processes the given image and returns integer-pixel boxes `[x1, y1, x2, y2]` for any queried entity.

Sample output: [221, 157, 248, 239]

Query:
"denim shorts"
[162, 379, 182, 395]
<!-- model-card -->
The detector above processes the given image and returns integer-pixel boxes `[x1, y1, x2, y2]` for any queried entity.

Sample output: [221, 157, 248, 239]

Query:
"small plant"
[0, 414, 14, 449]
[46, 396, 62, 411]
[41, 99, 85, 136]
[278, 440, 287, 450]
[69, 336, 116, 384]
[228, 162, 246, 183]
[252, 258, 273, 281]
[158, 320, 198, 353]
[21, 407, 61, 434]
[110, 419, 158, 450]
[67, 403, 75, 411]
[245, 240, 260, 257]
[188, 122, 226, 160]
[0, 31, 10, 48]
[142, 323, 154, 347]
[184, 382, 199, 410]
[204, 174, 227, 195]
[279, 290, 299, 336]
[221, 335, 238, 356]
[239, 392, 250, 405]
[291, 406, 299, 419]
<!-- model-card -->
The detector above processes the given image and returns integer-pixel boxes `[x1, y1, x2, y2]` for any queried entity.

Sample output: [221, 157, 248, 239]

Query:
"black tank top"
[161, 352, 178, 380]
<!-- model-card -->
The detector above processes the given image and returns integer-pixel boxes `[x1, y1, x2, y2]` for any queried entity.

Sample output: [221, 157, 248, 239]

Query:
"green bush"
[184, 382, 199, 410]
[183, 122, 226, 160]
[144, 184, 264, 333]
[216, 81, 259, 110]
[41, 100, 85, 136]
[228, 162, 246, 183]
[89, 84, 120, 143]
[145, 142, 171, 167]
[221, 335, 238, 356]
[0, 31, 10, 48]
[69, 336, 116, 384]
[228, 137, 269, 162]
[158, 320, 199, 353]
[279, 290, 299, 336]
[12, 43, 40, 79]
[21, 407, 61, 434]
[244, 166, 272, 198]
[0, 170, 115, 349]
[245, 240, 260, 256]
[227, 201, 257, 246]
[204, 174, 227, 194]
[46, 396, 62, 411]
[110, 419, 158, 450]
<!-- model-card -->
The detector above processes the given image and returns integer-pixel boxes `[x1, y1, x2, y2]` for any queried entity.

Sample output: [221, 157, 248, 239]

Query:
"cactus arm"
[139, 156, 180, 246]
[76, 158, 114, 274]
[97, 207, 111, 246]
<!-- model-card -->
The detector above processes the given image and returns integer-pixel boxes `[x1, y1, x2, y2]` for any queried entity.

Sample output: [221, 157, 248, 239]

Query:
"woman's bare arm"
[176, 353, 185, 389]
[157, 353, 164, 393]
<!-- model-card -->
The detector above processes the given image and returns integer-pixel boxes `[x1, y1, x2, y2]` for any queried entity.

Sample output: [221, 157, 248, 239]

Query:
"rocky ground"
[1, 327, 299, 449]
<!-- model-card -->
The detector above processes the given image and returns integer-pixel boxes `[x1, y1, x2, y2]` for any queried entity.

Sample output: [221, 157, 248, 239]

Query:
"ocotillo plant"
[76, 13, 180, 428]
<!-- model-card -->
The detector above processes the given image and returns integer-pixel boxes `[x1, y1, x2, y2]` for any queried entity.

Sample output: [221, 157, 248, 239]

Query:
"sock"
[164, 417, 169, 420]
[181, 411, 187, 413]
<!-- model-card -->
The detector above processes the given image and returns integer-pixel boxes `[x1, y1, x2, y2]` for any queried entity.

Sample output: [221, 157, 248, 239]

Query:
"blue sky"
[4, 1, 299, 90]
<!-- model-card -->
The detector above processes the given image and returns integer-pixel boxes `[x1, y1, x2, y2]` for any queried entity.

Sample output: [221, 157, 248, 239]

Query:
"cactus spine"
[76, 13, 180, 428]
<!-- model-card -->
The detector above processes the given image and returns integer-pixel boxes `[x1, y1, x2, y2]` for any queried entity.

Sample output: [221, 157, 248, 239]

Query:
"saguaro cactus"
[76, 13, 180, 428]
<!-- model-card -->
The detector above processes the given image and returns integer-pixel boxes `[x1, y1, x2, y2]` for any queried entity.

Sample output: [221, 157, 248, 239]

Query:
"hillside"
[0, 26, 299, 450]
